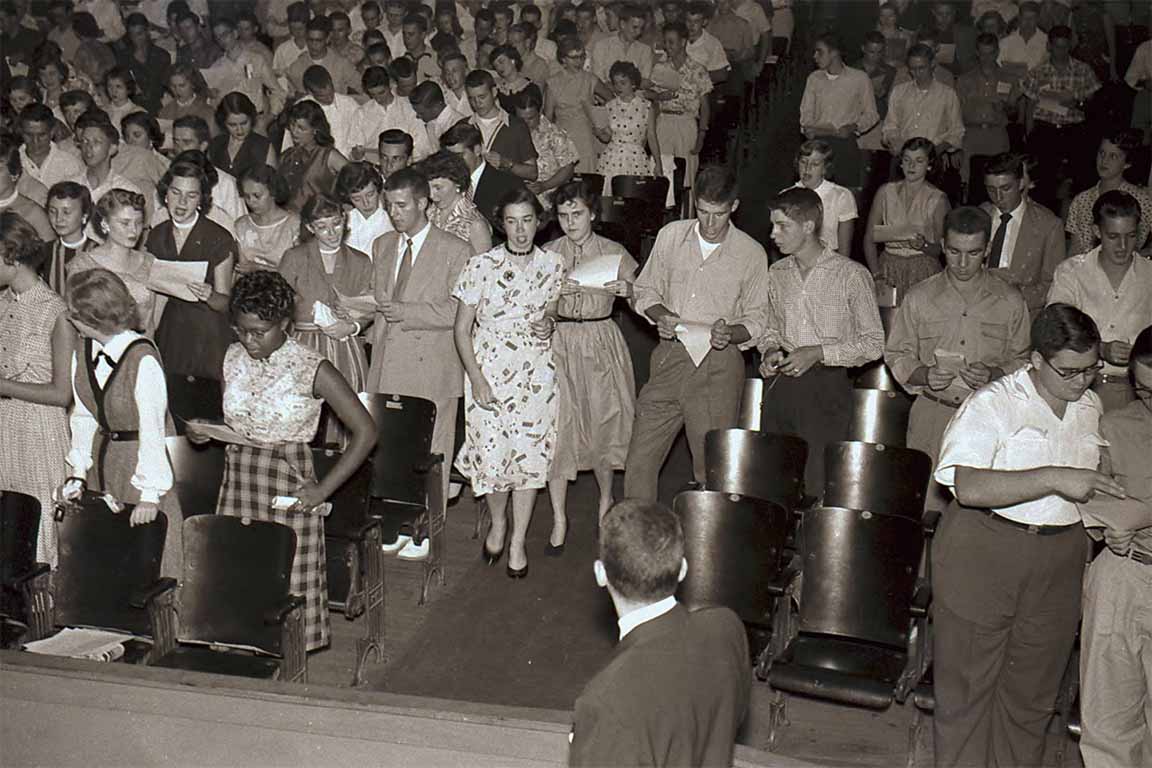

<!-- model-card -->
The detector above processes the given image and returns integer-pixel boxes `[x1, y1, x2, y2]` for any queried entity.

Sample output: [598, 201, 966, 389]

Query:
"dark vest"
[74, 337, 175, 503]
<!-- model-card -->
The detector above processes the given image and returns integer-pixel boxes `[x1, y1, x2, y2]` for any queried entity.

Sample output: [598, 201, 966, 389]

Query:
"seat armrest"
[765, 561, 800, 598]
[264, 594, 307, 626]
[910, 580, 932, 618]
[11, 562, 50, 587]
[922, 509, 942, 538]
[413, 452, 445, 474]
[130, 577, 177, 609]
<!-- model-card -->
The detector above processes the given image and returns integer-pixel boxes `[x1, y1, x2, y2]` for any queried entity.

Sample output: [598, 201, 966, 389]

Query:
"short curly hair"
[92, 188, 147, 238]
[229, 270, 296, 323]
[67, 268, 141, 333]
[414, 149, 471, 194]
[158, 154, 216, 213]
[0, 211, 48, 269]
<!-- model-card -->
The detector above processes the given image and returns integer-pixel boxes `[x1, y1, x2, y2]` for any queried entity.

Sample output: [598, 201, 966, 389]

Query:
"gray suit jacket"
[980, 199, 1066, 315]
[366, 224, 472, 400]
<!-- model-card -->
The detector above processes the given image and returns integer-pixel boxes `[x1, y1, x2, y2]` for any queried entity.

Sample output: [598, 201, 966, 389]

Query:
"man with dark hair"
[883, 43, 964, 165]
[623, 165, 769, 500]
[441, 120, 524, 231]
[979, 152, 1066, 315]
[1078, 323, 1152, 768]
[366, 166, 472, 560]
[588, 2, 653, 82]
[18, 103, 86, 193]
[400, 11, 437, 80]
[75, 112, 155, 223]
[684, 1, 729, 84]
[758, 186, 883, 495]
[168, 115, 244, 228]
[956, 33, 1016, 205]
[410, 80, 467, 150]
[377, 128, 414, 179]
[351, 66, 431, 163]
[438, 50, 473, 118]
[465, 69, 538, 182]
[885, 205, 1030, 511]
[569, 500, 749, 767]
[287, 15, 359, 94]
[1048, 189, 1152, 411]
[272, 2, 311, 86]
[931, 303, 1125, 767]
[174, 10, 222, 69]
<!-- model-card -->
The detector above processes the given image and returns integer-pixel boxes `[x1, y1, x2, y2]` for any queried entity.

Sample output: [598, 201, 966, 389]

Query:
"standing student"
[623, 165, 769, 501]
[931, 303, 1123, 768]
[760, 187, 884, 495]
[367, 168, 472, 560]
[785, 140, 857, 260]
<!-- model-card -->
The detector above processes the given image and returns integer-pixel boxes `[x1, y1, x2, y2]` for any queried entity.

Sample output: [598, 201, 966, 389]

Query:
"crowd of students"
[1, 0, 1151, 766]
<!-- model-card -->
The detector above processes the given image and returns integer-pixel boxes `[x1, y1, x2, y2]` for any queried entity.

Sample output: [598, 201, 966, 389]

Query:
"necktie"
[988, 211, 1012, 269]
[93, 349, 114, 369]
[393, 237, 414, 298]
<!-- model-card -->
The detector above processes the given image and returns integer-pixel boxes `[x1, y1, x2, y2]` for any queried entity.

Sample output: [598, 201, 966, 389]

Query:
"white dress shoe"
[381, 534, 412, 554]
[396, 538, 429, 561]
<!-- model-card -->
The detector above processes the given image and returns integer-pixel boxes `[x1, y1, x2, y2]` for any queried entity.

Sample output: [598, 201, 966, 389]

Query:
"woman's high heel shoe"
[482, 542, 504, 566]
[506, 562, 528, 579]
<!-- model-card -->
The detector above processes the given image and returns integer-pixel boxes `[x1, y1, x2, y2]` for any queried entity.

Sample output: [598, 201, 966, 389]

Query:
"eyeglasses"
[1041, 356, 1104, 381]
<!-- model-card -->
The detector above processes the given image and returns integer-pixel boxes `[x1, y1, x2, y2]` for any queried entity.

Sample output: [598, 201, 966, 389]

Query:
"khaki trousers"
[1080, 548, 1152, 768]
[932, 504, 1087, 767]
[623, 341, 743, 501]
[906, 395, 961, 512]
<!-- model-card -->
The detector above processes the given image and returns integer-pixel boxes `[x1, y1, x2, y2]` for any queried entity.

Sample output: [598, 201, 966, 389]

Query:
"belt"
[100, 429, 140, 441]
[557, 317, 610, 324]
[921, 391, 961, 409]
[975, 506, 1080, 536]
[96, 428, 140, 492]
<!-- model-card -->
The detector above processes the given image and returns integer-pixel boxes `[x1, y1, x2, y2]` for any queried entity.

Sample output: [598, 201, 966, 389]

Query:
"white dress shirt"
[284, 93, 361, 157]
[935, 367, 1104, 526]
[67, 332, 173, 504]
[393, 221, 432, 282]
[426, 103, 468, 149]
[687, 31, 730, 74]
[989, 198, 1026, 269]
[617, 595, 678, 639]
[351, 95, 435, 160]
[347, 205, 394, 256]
[999, 29, 1048, 72]
[19, 143, 86, 191]
[469, 160, 486, 199]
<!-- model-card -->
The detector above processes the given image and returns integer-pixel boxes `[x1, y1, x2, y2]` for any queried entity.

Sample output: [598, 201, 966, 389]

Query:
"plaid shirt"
[1021, 58, 1100, 125]
[758, 248, 884, 368]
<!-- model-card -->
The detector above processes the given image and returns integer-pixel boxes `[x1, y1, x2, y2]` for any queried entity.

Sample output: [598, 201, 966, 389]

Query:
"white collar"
[94, 330, 143, 362]
[399, 220, 431, 252]
[470, 160, 486, 190]
[618, 596, 677, 640]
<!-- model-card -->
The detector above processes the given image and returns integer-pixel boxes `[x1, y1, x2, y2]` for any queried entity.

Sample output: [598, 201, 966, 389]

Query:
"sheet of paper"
[872, 224, 917, 243]
[24, 627, 131, 660]
[996, 81, 1012, 95]
[313, 300, 338, 328]
[936, 43, 956, 65]
[934, 349, 966, 375]
[675, 321, 713, 367]
[147, 260, 209, 302]
[184, 419, 266, 448]
[567, 252, 621, 289]
[1037, 97, 1070, 116]
[333, 289, 378, 315]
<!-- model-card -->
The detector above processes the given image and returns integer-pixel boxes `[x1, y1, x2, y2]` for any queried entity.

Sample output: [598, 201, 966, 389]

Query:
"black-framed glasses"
[1041, 356, 1104, 381]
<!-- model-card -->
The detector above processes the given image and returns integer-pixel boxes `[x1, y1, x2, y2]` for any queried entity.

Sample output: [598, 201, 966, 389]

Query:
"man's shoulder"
[427, 224, 472, 253]
[1023, 199, 1060, 226]
[902, 270, 950, 304]
[1053, 248, 1095, 278]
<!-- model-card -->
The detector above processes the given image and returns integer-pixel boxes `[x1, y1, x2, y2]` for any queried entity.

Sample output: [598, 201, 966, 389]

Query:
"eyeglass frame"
[1040, 355, 1104, 381]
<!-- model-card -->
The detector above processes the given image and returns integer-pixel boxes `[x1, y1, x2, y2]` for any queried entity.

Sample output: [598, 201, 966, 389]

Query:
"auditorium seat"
[703, 428, 808, 513]
[822, 441, 932, 519]
[0, 491, 50, 642]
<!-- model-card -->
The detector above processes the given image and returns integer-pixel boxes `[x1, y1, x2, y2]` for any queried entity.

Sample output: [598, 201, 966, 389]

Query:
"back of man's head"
[599, 501, 684, 603]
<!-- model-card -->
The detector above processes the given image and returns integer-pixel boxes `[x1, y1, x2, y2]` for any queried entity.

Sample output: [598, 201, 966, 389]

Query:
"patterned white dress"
[216, 339, 330, 651]
[0, 282, 69, 565]
[596, 96, 654, 189]
[453, 245, 565, 494]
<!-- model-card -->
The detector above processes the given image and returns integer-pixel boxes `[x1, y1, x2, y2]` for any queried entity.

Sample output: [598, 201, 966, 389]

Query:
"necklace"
[172, 212, 199, 229]
[506, 243, 534, 257]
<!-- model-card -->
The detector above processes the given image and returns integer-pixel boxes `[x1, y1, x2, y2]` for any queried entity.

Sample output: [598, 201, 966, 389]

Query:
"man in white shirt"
[18, 104, 86, 192]
[381, 0, 407, 61]
[410, 80, 467, 152]
[75, 114, 157, 225]
[998, 0, 1047, 75]
[287, 65, 361, 158]
[351, 66, 434, 163]
[204, 16, 286, 120]
[685, 2, 730, 84]
[730, 0, 770, 78]
[883, 44, 964, 165]
[588, 3, 653, 83]
[1048, 190, 1152, 412]
[438, 51, 474, 118]
[931, 303, 1124, 768]
[272, 2, 310, 89]
[286, 15, 361, 95]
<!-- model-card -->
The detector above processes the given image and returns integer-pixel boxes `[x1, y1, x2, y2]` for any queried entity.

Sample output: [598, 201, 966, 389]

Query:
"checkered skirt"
[216, 442, 329, 651]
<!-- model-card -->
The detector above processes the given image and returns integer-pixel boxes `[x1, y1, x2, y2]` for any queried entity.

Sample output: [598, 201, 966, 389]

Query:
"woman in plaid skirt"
[187, 271, 375, 652]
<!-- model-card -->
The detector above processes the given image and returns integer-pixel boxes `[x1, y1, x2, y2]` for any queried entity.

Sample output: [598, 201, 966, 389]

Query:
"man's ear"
[678, 557, 688, 584]
[729, 199, 740, 215]
[593, 559, 608, 588]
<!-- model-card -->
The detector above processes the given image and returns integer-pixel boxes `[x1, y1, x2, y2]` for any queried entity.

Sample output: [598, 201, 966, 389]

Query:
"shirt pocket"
[1000, 425, 1051, 469]
[980, 321, 1009, 361]
[917, 320, 950, 362]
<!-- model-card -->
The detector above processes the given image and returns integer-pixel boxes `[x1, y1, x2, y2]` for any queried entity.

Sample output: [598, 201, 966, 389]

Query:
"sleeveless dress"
[216, 339, 330, 651]
[874, 181, 949, 301]
[235, 211, 301, 271]
[278, 144, 337, 214]
[596, 96, 653, 192]
[453, 245, 565, 494]
[545, 234, 637, 481]
[0, 282, 70, 565]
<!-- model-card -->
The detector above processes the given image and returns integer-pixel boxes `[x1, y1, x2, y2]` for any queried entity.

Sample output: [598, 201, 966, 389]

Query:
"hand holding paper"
[567, 252, 622, 290]
[184, 419, 265, 447]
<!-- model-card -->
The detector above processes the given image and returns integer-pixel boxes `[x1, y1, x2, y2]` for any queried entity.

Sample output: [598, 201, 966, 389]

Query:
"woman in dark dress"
[146, 157, 237, 423]
[208, 92, 276, 180]
[276, 100, 347, 214]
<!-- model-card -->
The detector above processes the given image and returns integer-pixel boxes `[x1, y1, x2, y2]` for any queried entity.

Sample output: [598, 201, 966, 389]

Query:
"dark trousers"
[623, 341, 743, 501]
[1027, 120, 1090, 211]
[758, 366, 852, 498]
[932, 503, 1087, 768]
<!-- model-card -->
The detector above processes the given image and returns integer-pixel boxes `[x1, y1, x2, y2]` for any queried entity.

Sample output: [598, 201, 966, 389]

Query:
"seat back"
[673, 491, 790, 626]
[54, 494, 168, 635]
[823, 442, 931, 518]
[611, 174, 669, 204]
[166, 436, 226, 517]
[797, 505, 924, 648]
[847, 389, 914, 446]
[178, 515, 296, 654]
[853, 361, 904, 392]
[314, 447, 372, 539]
[0, 491, 40, 586]
[569, 172, 605, 195]
[737, 378, 764, 430]
[704, 429, 807, 512]
[360, 394, 436, 504]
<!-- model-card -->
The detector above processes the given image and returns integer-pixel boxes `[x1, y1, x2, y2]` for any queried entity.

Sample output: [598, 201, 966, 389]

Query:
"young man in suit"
[367, 166, 472, 560]
[980, 152, 1066, 316]
[569, 500, 750, 767]
[440, 121, 525, 234]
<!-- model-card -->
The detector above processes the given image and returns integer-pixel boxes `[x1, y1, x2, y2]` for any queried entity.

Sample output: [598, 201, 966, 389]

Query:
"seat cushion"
[768, 634, 907, 709]
[152, 645, 281, 679]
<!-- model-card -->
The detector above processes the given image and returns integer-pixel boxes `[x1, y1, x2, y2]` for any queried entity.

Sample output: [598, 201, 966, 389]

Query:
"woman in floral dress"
[0, 212, 73, 566]
[188, 270, 375, 652]
[517, 88, 580, 208]
[453, 188, 564, 579]
[650, 22, 713, 208]
[546, 36, 612, 174]
[418, 149, 493, 255]
[595, 61, 662, 193]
